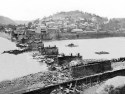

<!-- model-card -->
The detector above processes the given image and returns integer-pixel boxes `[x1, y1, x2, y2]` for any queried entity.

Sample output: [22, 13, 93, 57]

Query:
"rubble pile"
[0, 69, 72, 93]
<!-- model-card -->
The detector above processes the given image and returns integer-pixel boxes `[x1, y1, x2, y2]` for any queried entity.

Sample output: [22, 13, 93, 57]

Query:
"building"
[35, 25, 47, 34]
[41, 45, 59, 55]
[47, 27, 60, 39]
[71, 60, 112, 78]
[28, 40, 44, 51]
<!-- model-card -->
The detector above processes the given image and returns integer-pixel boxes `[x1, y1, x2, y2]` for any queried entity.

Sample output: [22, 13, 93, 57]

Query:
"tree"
[0, 25, 4, 31]
[27, 22, 32, 28]
[33, 18, 40, 24]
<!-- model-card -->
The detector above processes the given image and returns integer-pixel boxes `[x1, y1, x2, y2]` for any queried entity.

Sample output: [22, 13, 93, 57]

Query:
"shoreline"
[1, 31, 125, 43]
[43, 36, 125, 43]
[43, 32, 125, 42]
[0, 32, 11, 40]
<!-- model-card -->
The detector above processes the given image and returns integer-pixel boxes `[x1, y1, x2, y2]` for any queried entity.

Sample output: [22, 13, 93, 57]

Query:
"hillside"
[39, 11, 125, 32]
[0, 16, 16, 25]
[46, 10, 108, 24]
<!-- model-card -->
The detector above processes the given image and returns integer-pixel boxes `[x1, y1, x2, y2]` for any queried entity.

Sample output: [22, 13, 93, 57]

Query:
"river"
[0, 37, 48, 81]
[44, 37, 125, 60]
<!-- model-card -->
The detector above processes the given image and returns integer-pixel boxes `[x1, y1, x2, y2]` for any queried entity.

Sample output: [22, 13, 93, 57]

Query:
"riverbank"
[1, 30, 125, 43]
[43, 32, 125, 42]
[0, 32, 11, 40]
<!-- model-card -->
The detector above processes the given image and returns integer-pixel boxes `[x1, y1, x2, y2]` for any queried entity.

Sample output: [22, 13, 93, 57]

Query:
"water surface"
[44, 37, 125, 60]
[0, 37, 48, 81]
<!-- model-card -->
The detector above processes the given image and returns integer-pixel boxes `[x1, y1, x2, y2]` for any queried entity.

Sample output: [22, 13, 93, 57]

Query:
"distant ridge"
[0, 16, 16, 25]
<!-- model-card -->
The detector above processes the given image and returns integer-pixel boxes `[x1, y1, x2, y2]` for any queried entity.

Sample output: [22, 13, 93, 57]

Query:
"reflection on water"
[0, 37, 48, 81]
[44, 37, 125, 60]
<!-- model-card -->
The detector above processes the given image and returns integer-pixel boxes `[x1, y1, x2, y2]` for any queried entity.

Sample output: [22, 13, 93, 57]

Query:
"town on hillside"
[1, 11, 125, 45]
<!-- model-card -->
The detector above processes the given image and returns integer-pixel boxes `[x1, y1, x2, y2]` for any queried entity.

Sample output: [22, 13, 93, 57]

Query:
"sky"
[0, 0, 125, 21]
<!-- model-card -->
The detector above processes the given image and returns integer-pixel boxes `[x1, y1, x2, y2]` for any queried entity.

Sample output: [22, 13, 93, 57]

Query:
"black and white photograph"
[0, 0, 125, 94]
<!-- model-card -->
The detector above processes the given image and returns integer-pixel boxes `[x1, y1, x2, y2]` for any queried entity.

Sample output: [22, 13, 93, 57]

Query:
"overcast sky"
[0, 0, 125, 20]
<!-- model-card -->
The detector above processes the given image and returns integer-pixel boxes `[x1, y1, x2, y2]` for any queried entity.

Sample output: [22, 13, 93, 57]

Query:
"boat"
[95, 51, 109, 55]
[66, 43, 78, 47]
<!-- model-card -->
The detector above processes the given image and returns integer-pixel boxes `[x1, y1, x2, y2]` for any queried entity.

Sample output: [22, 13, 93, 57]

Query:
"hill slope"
[0, 16, 16, 25]
[46, 10, 108, 23]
